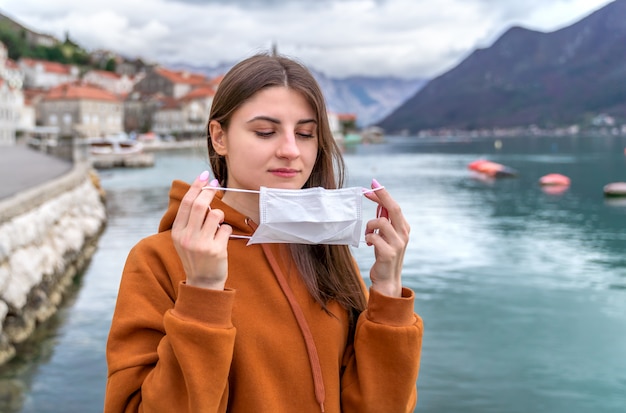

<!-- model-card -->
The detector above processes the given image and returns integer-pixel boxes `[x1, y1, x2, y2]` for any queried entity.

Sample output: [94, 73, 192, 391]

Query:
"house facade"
[19, 58, 80, 90]
[152, 86, 215, 137]
[133, 66, 211, 99]
[123, 91, 164, 133]
[38, 82, 123, 138]
[82, 69, 141, 96]
[0, 42, 24, 146]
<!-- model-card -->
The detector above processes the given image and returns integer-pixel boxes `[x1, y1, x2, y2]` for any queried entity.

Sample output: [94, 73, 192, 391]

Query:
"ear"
[209, 120, 227, 156]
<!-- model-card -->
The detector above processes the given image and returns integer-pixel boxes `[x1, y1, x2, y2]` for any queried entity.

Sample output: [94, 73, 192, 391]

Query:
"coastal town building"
[18, 58, 80, 90]
[37, 82, 123, 138]
[133, 66, 212, 99]
[152, 85, 215, 138]
[0, 42, 24, 146]
[123, 91, 164, 134]
[82, 69, 141, 96]
[17, 89, 37, 134]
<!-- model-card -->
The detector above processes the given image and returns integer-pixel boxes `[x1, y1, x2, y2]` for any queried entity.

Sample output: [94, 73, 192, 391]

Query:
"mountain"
[170, 62, 425, 128]
[378, 0, 626, 134]
[311, 71, 426, 127]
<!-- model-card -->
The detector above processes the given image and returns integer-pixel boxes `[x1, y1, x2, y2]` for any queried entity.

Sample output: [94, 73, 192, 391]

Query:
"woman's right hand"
[172, 171, 232, 290]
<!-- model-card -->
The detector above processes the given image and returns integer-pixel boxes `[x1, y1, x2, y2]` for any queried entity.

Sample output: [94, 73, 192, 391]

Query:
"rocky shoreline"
[0, 162, 107, 366]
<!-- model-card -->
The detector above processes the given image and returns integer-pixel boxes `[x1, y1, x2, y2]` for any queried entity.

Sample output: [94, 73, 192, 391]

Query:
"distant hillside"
[378, 0, 626, 134]
[172, 62, 425, 128]
[312, 71, 425, 127]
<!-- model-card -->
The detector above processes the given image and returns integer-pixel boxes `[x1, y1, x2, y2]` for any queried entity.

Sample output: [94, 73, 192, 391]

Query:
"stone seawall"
[0, 162, 107, 366]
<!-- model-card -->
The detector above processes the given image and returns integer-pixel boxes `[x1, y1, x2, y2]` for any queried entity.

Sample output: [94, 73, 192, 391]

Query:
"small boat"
[89, 137, 144, 156]
[539, 173, 570, 187]
[603, 182, 626, 197]
[468, 159, 517, 178]
[360, 126, 385, 143]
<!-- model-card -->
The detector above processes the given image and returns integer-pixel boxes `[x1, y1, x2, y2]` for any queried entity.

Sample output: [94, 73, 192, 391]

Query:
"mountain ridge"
[378, 0, 626, 134]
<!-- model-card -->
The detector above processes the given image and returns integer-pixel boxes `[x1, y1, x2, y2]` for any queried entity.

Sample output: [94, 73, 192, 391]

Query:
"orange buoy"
[468, 159, 488, 171]
[539, 173, 570, 187]
[468, 159, 517, 178]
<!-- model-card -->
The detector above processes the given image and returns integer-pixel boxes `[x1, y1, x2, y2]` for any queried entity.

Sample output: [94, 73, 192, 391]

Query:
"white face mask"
[204, 185, 382, 247]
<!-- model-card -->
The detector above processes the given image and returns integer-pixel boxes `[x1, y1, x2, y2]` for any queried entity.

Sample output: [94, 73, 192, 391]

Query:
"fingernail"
[372, 178, 381, 188]
[209, 179, 219, 187]
[199, 170, 210, 182]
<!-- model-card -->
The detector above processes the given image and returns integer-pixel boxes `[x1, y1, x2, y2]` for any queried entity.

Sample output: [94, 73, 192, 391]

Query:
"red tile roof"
[85, 69, 122, 80]
[338, 113, 357, 121]
[20, 58, 76, 75]
[209, 74, 224, 87]
[180, 86, 216, 101]
[155, 67, 208, 85]
[158, 96, 181, 109]
[44, 82, 121, 102]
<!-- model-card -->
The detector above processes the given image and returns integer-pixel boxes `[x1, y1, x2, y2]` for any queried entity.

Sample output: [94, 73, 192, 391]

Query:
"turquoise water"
[1, 136, 625, 412]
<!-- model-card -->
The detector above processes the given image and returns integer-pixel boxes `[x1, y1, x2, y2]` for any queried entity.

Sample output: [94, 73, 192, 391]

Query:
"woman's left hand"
[363, 179, 410, 298]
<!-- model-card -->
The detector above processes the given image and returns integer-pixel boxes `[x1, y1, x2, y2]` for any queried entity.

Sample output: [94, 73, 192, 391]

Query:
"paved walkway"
[0, 144, 73, 201]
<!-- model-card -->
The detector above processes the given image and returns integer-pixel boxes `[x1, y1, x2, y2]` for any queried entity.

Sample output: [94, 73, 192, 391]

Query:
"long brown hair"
[207, 53, 367, 324]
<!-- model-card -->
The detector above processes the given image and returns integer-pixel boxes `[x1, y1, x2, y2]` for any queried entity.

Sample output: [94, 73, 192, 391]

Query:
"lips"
[269, 168, 299, 177]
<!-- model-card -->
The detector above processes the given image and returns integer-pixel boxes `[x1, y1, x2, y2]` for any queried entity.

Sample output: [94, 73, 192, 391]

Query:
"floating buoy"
[539, 173, 570, 187]
[539, 173, 570, 195]
[603, 182, 626, 197]
[468, 159, 517, 178]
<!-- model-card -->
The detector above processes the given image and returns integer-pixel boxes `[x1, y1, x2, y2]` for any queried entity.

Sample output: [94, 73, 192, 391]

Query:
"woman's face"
[211, 86, 319, 191]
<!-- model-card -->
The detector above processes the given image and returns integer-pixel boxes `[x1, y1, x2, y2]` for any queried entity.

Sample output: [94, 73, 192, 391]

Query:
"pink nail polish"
[199, 170, 210, 182]
[209, 179, 219, 187]
[372, 178, 381, 189]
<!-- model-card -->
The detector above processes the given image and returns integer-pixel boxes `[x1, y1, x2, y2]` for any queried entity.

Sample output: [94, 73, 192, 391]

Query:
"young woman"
[104, 53, 422, 413]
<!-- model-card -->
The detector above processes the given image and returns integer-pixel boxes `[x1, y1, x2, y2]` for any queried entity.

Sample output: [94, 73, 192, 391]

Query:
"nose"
[276, 132, 300, 159]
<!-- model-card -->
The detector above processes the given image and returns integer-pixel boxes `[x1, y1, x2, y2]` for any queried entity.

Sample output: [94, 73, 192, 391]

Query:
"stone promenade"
[0, 144, 73, 201]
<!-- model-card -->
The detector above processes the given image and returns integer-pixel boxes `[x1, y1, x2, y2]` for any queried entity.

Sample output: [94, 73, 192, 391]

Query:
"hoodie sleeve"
[340, 287, 423, 413]
[104, 238, 236, 413]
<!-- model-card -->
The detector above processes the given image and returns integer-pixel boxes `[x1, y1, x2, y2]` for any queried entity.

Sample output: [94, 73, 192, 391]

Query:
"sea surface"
[1, 135, 626, 413]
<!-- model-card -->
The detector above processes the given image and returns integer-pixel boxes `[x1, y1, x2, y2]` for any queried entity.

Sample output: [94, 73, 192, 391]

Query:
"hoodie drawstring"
[261, 244, 326, 413]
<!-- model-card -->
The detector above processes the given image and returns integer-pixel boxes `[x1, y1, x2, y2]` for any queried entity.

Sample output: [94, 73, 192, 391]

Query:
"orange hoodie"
[104, 180, 423, 413]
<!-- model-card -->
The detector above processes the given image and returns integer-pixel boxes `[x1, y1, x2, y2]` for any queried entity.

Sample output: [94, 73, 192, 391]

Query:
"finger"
[376, 204, 389, 220]
[367, 179, 409, 235]
[364, 217, 396, 240]
[173, 171, 211, 229]
[186, 179, 220, 230]
[200, 208, 226, 237]
[214, 223, 233, 243]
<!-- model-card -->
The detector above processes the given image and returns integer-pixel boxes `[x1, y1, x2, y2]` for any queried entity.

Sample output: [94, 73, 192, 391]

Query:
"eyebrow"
[247, 116, 317, 125]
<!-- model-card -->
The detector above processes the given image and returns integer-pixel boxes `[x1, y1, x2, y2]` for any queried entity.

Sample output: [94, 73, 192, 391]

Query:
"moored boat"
[88, 136, 154, 168]
[89, 137, 144, 156]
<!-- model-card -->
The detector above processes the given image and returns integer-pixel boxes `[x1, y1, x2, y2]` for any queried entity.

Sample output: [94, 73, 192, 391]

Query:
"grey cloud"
[163, 0, 387, 8]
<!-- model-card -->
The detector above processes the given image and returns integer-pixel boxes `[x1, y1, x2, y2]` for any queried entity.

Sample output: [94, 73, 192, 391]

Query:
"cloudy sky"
[0, 0, 615, 79]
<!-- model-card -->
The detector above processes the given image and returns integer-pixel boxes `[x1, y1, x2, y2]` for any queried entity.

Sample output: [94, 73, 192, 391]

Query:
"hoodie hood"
[158, 180, 256, 237]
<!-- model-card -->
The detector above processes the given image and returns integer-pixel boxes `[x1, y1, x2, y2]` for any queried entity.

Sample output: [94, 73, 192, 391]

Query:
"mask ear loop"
[361, 185, 386, 239]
